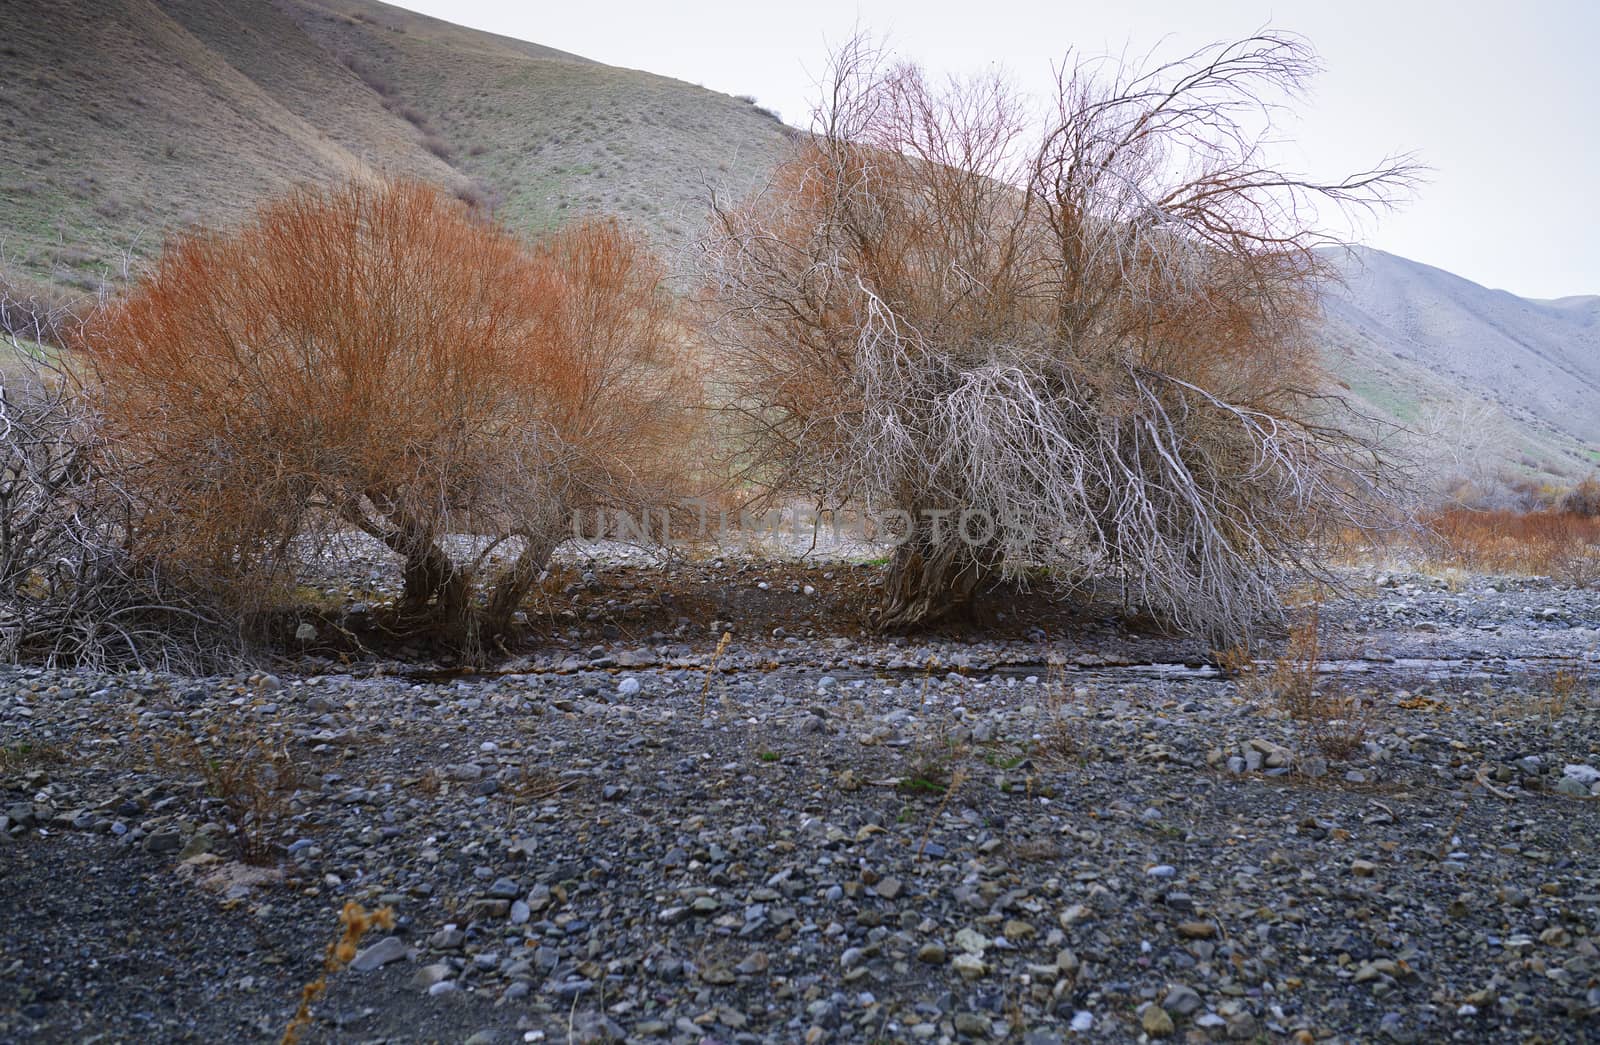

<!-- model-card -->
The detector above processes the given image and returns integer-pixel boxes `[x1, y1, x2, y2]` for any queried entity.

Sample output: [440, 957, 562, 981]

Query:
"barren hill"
[1318, 247, 1600, 484]
[0, 0, 790, 292]
[0, 0, 1593, 486]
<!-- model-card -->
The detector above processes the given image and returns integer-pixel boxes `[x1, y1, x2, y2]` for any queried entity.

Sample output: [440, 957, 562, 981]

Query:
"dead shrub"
[453, 179, 502, 214]
[143, 715, 302, 865]
[0, 352, 237, 670]
[1559, 475, 1600, 519]
[0, 265, 82, 347]
[1222, 604, 1375, 762]
[702, 33, 1415, 643]
[78, 180, 695, 659]
[420, 132, 454, 162]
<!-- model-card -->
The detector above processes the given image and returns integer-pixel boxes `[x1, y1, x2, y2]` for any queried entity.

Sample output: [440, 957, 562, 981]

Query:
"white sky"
[391, 0, 1598, 299]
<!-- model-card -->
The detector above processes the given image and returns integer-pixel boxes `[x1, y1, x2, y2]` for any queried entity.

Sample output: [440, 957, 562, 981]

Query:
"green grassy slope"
[282, 0, 792, 248]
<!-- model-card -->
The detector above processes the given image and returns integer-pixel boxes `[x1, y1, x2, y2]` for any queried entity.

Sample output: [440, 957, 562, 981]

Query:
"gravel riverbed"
[2, 563, 1598, 1044]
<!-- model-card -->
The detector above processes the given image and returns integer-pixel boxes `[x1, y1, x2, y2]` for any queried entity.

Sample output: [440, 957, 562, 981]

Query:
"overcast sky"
[391, 0, 1598, 299]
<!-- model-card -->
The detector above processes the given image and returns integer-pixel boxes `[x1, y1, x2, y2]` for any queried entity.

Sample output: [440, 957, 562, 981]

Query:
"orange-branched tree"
[79, 180, 695, 658]
[703, 33, 1420, 643]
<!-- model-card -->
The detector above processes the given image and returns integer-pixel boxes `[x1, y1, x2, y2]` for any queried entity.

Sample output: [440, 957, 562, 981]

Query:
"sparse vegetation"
[1221, 604, 1376, 762]
[0, 0, 794, 297]
[1426, 507, 1600, 587]
[140, 714, 302, 865]
[2, 13, 1597, 1045]
[1032, 659, 1086, 764]
[281, 900, 396, 1045]
[0, 740, 67, 775]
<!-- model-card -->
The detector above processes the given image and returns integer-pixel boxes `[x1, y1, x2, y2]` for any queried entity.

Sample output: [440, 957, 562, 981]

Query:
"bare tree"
[1410, 398, 1508, 504]
[703, 32, 1419, 642]
[79, 181, 696, 661]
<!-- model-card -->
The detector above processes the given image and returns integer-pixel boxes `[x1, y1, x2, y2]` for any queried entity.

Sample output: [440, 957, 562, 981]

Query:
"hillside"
[0, 0, 791, 293]
[1318, 247, 1600, 485]
[0, 0, 1594, 489]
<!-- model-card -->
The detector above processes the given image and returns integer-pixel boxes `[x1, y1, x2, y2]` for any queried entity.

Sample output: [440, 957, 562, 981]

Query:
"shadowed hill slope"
[1318, 247, 1600, 485]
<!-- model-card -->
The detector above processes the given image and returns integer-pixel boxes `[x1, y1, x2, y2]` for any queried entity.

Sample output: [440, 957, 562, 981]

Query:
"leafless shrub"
[453, 179, 502, 214]
[78, 181, 695, 662]
[1033, 658, 1084, 764]
[702, 32, 1418, 643]
[386, 100, 429, 128]
[0, 265, 81, 347]
[421, 133, 454, 162]
[1426, 507, 1600, 587]
[1560, 475, 1600, 519]
[0, 352, 238, 671]
[144, 714, 302, 865]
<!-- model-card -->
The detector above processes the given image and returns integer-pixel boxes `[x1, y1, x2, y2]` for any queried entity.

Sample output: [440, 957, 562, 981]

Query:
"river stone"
[350, 936, 407, 972]
[1140, 1005, 1174, 1037]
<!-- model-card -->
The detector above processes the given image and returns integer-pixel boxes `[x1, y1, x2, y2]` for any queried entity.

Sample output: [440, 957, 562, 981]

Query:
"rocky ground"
[2, 556, 1598, 1044]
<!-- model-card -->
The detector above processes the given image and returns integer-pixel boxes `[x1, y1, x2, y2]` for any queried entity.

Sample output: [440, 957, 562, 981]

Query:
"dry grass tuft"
[701, 630, 732, 718]
[140, 715, 302, 865]
[1033, 658, 1084, 764]
[915, 765, 968, 862]
[0, 740, 67, 775]
[281, 900, 395, 1045]
[1221, 604, 1376, 763]
[1519, 666, 1594, 726]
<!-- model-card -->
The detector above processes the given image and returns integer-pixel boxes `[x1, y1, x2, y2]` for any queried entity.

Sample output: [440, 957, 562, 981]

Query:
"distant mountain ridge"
[1317, 247, 1600, 483]
[0, 0, 1593, 485]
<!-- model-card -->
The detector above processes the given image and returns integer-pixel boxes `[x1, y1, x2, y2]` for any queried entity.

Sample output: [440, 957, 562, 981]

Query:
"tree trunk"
[398, 540, 461, 611]
[873, 536, 991, 631]
[480, 534, 555, 637]
[356, 508, 469, 630]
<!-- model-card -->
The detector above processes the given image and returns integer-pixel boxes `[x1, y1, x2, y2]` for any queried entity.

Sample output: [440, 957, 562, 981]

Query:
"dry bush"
[1221, 605, 1374, 762]
[0, 352, 237, 670]
[1535, 668, 1585, 725]
[1560, 475, 1600, 519]
[420, 132, 454, 162]
[702, 33, 1416, 642]
[78, 180, 694, 658]
[1426, 508, 1600, 587]
[1033, 658, 1086, 764]
[139, 714, 303, 864]
[0, 265, 82, 347]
